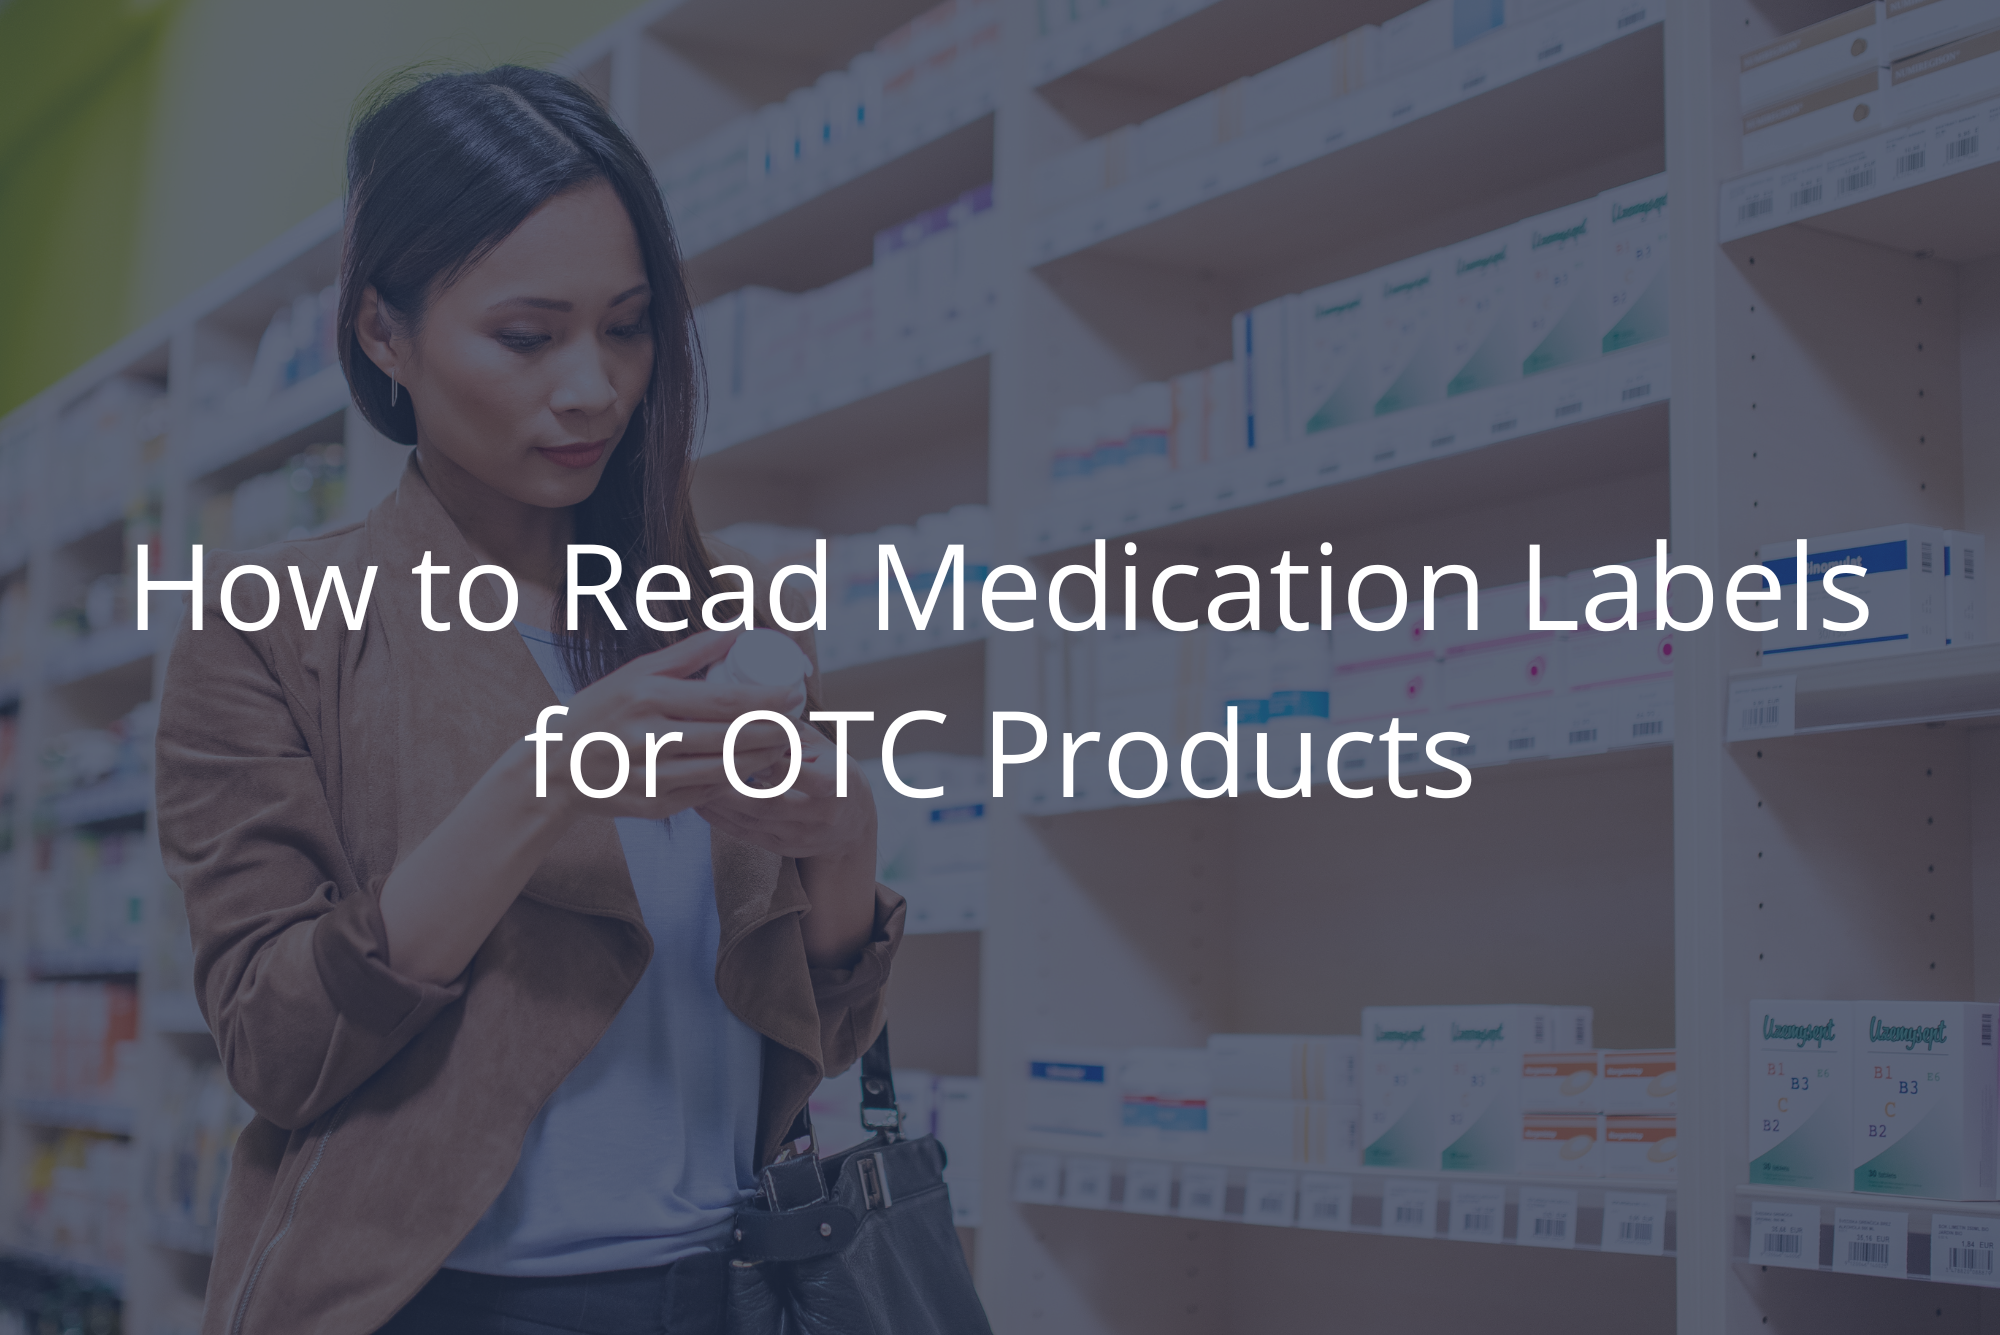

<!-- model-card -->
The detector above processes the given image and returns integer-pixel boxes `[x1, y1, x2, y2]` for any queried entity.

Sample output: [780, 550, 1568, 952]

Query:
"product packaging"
[1597, 175, 1669, 356]
[1368, 250, 1450, 418]
[1518, 1113, 1604, 1175]
[1749, 1001, 1853, 1189]
[1603, 1115, 1678, 1178]
[1758, 525, 1947, 663]
[1884, 0, 1997, 59]
[1362, 1006, 1440, 1168]
[1517, 198, 1599, 385]
[1852, 1001, 1998, 1200]
[1522, 1051, 1603, 1114]
[1117, 1048, 1212, 1159]
[1946, 530, 1982, 646]
[1601, 1049, 1678, 1115]
[1208, 1034, 1360, 1103]
[1441, 224, 1522, 400]
[1741, 69, 1886, 170]
[1890, 26, 2000, 127]
[1208, 1097, 1361, 1168]
[1023, 1047, 1120, 1144]
[1286, 275, 1374, 453]
[1738, 3, 1886, 112]
[1556, 556, 1674, 754]
[1437, 1004, 1595, 1172]
[1434, 580, 1566, 766]
[1232, 298, 1291, 452]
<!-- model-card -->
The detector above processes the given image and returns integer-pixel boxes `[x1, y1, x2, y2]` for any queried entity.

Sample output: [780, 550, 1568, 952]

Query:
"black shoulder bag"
[726, 1028, 993, 1335]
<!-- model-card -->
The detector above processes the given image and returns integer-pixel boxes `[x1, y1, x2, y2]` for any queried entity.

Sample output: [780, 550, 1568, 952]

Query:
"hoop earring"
[389, 374, 400, 408]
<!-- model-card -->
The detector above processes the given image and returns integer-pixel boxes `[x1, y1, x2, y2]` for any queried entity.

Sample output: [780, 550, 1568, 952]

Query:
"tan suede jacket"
[154, 460, 902, 1335]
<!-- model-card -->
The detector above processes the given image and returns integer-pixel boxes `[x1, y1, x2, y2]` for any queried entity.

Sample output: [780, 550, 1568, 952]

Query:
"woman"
[154, 66, 900, 1335]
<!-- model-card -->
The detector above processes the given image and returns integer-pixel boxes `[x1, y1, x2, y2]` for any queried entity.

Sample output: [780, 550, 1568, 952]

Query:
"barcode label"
[1176, 1166, 1227, 1220]
[1617, 7, 1647, 26]
[1836, 167, 1874, 194]
[1946, 133, 1978, 161]
[1520, 1189, 1578, 1250]
[1448, 1185, 1507, 1245]
[1554, 399, 1583, 417]
[1297, 1175, 1353, 1233]
[1622, 1220, 1654, 1242]
[1569, 727, 1598, 745]
[1934, 1216, 2000, 1287]
[1984, 1013, 1992, 1047]
[1752, 1201, 1819, 1269]
[1741, 705, 1778, 728]
[1461, 1209, 1496, 1233]
[1738, 194, 1774, 221]
[1789, 182, 1822, 209]
[1764, 1232, 1802, 1255]
[1834, 1209, 1906, 1277]
[1396, 1206, 1423, 1223]
[1507, 736, 1535, 750]
[1382, 1182, 1434, 1237]
[1897, 148, 1925, 176]
[1604, 1193, 1669, 1257]
[1122, 1161, 1173, 1216]
[1728, 675, 1795, 740]
[1243, 1171, 1297, 1228]
[1621, 383, 1653, 401]
[1537, 1217, 1567, 1237]
[1633, 719, 1665, 737]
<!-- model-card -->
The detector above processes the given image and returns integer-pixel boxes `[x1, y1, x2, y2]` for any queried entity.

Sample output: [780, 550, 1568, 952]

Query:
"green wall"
[0, 0, 644, 417]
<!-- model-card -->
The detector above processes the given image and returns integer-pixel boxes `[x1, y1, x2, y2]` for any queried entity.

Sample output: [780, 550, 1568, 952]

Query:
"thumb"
[637, 629, 740, 680]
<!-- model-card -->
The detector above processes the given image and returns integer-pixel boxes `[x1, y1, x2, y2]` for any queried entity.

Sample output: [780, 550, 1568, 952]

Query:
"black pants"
[373, 1252, 728, 1335]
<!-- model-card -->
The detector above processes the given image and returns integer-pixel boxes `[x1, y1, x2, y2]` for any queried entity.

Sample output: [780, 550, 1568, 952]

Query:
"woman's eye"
[496, 330, 549, 352]
[609, 320, 649, 341]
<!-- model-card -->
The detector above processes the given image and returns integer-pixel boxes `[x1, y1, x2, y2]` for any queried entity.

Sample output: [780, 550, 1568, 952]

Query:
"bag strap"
[778, 1025, 900, 1151]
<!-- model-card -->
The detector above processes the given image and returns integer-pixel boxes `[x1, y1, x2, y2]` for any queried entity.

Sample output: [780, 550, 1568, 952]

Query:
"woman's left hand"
[696, 717, 875, 861]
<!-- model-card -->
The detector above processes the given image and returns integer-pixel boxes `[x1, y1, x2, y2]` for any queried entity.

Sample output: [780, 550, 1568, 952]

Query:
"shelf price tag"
[1833, 1208, 1907, 1278]
[1122, 1160, 1174, 1216]
[1750, 1201, 1819, 1269]
[1727, 674, 1795, 740]
[1297, 1174, 1354, 1231]
[1518, 1188, 1579, 1249]
[1447, 1183, 1507, 1244]
[1014, 1152, 1060, 1205]
[1602, 1192, 1669, 1256]
[1060, 1155, 1112, 1210]
[1242, 1171, 1298, 1227]
[1381, 1180, 1437, 1238]
[1932, 1215, 2000, 1286]
[1175, 1164, 1229, 1220]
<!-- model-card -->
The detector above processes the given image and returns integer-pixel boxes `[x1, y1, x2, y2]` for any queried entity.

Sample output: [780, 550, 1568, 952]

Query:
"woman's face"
[365, 178, 655, 509]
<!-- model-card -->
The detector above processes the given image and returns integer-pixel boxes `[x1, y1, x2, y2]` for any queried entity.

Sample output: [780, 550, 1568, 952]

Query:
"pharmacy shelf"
[636, 0, 935, 81]
[681, 107, 995, 299]
[183, 362, 349, 486]
[818, 637, 988, 760]
[1027, 393, 1668, 560]
[43, 629, 164, 689]
[0, 1247, 124, 1296]
[143, 991, 209, 1038]
[146, 1214, 215, 1258]
[1734, 1186, 2000, 1287]
[27, 948, 144, 981]
[700, 336, 989, 461]
[1027, 15, 1662, 281]
[14, 1098, 137, 1138]
[1719, 96, 2000, 264]
[45, 773, 153, 829]
[1728, 643, 2000, 740]
[1014, 1149, 1677, 1252]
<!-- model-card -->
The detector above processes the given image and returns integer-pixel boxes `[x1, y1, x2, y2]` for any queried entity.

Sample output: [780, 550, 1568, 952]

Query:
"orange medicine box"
[1518, 1113, 1603, 1175]
[1604, 1115, 1678, 1178]
[1601, 1049, 1677, 1115]
[1521, 1052, 1602, 1113]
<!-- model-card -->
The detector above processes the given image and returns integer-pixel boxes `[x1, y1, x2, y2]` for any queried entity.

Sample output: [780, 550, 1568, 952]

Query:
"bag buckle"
[858, 1152, 894, 1211]
[760, 1154, 828, 1212]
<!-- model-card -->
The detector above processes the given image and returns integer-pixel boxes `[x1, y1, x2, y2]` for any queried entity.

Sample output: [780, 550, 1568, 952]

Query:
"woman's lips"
[536, 439, 608, 469]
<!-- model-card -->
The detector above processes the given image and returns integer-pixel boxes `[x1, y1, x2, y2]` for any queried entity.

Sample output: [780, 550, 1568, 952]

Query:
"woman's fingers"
[622, 629, 741, 680]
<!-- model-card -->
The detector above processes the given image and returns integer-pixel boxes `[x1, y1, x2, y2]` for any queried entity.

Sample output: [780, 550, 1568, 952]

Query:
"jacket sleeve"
[154, 613, 465, 1131]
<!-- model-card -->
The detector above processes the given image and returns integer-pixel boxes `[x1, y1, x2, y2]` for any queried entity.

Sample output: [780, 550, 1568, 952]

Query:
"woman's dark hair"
[338, 65, 714, 686]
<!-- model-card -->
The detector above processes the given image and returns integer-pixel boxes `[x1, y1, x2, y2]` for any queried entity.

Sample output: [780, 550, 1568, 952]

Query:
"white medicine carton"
[1023, 1047, 1121, 1144]
[1117, 1047, 1212, 1160]
[1434, 580, 1567, 766]
[1367, 249, 1451, 419]
[1362, 1006, 1441, 1169]
[1286, 275, 1375, 450]
[1884, 0, 1996, 59]
[1209, 1097, 1360, 1168]
[1603, 1116, 1678, 1179]
[1890, 23, 2000, 124]
[1852, 1001, 1999, 1200]
[1208, 1034, 1360, 1103]
[1740, 68, 1887, 170]
[1558, 557, 1675, 754]
[1440, 223, 1523, 401]
[1519, 1113, 1604, 1175]
[1438, 1004, 1591, 1172]
[1601, 1049, 1678, 1115]
[1233, 298, 1291, 454]
[1597, 176, 1669, 357]
[1517, 197, 1599, 387]
[1758, 525, 1946, 664]
[1738, 3, 1886, 113]
[1522, 1052, 1603, 1114]
[1749, 1001, 1854, 1190]
[1946, 531, 1982, 647]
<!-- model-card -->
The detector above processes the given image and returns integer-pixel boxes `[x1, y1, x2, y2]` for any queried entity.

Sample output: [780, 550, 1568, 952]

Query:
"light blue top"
[445, 625, 764, 1277]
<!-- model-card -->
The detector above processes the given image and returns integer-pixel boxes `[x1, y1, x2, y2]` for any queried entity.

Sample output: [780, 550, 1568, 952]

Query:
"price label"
[1014, 1152, 1060, 1205]
[1750, 1201, 1819, 1269]
[1932, 1215, 2000, 1287]
[1728, 674, 1795, 740]
[1448, 1183, 1507, 1244]
[1060, 1156, 1112, 1210]
[1381, 1180, 1437, 1238]
[1242, 1171, 1298, 1228]
[1833, 1209, 1906, 1278]
[1122, 1160, 1173, 1216]
[1297, 1174, 1353, 1232]
[1176, 1164, 1228, 1220]
[1518, 1188, 1579, 1249]
[1602, 1192, 1669, 1256]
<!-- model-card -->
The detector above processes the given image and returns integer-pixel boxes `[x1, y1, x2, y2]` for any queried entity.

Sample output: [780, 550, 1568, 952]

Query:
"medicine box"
[1740, 68, 1886, 170]
[1517, 198, 1599, 380]
[1232, 297, 1291, 452]
[1758, 525, 1946, 663]
[1362, 1007, 1440, 1169]
[1442, 224, 1522, 399]
[1117, 1048, 1212, 1159]
[1518, 1113, 1604, 1175]
[1852, 1001, 1998, 1200]
[1209, 1097, 1360, 1168]
[1522, 1052, 1602, 1113]
[1024, 1047, 1120, 1144]
[1738, 3, 1886, 112]
[1946, 531, 1982, 647]
[1602, 1049, 1678, 1115]
[1368, 250, 1450, 418]
[1597, 175, 1669, 355]
[1749, 1001, 1853, 1189]
[1890, 25, 2000, 125]
[1884, 0, 1999, 60]
[1286, 275, 1374, 447]
[1603, 1116, 1678, 1178]
[1439, 1004, 1591, 1172]
[1208, 1034, 1359, 1102]
[1434, 580, 1566, 765]
[1557, 557, 1675, 755]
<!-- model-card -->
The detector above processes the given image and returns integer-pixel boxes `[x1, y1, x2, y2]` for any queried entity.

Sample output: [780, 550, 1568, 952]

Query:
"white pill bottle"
[707, 627, 811, 719]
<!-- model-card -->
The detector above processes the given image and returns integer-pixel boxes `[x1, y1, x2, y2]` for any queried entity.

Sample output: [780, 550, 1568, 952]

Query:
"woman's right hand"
[552, 629, 806, 821]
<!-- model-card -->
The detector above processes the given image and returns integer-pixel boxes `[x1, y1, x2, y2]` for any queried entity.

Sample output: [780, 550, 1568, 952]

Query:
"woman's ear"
[354, 286, 403, 383]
